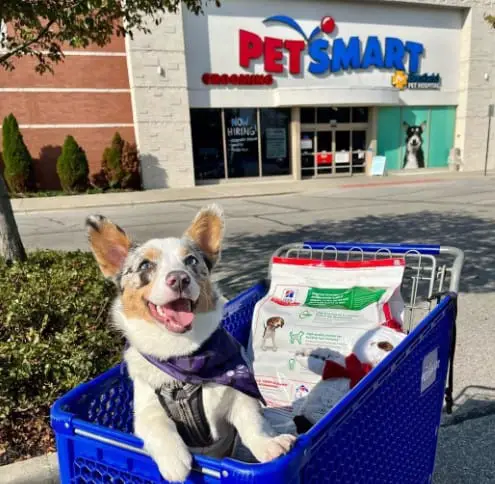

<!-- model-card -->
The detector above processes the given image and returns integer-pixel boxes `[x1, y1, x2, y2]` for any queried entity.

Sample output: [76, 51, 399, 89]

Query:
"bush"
[102, 132, 124, 188]
[2, 113, 33, 193]
[89, 169, 108, 190]
[121, 141, 142, 189]
[56, 135, 89, 192]
[0, 251, 120, 464]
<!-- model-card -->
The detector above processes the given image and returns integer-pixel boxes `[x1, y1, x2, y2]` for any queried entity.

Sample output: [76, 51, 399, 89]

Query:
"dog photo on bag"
[86, 204, 295, 483]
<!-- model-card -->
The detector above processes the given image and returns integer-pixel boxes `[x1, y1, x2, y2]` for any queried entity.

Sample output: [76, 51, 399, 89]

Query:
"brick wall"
[0, 32, 135, 190]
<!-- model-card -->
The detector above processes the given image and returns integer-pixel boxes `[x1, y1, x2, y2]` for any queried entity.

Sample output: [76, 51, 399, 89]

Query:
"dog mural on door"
[403, 121, 427, 169]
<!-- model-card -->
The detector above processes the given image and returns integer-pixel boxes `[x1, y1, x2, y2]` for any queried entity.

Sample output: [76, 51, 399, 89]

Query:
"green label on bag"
[304, 287, 386, 310]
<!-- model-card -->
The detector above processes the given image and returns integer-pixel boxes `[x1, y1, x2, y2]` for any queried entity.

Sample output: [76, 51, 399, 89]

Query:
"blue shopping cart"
[51, 241, 463, 484]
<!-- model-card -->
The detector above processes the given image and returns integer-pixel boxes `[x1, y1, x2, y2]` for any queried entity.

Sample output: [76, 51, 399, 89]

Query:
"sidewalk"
[10, 170, 480, 213]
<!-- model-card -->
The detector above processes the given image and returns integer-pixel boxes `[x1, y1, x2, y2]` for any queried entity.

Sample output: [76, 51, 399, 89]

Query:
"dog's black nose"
[166, 271, 191, 291]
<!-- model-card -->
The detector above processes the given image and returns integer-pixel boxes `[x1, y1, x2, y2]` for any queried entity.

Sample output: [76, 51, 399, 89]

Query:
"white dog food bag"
[250, 256, 406, 411]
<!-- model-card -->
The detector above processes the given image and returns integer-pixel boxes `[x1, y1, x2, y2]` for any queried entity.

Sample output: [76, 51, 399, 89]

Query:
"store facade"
[124, 0, 495, 189]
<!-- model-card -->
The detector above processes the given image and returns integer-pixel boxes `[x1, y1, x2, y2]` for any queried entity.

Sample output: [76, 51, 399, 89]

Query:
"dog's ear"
[402, 121, 410, 131]
[420, 121, 427, 131]
[86, 215, 131, 279]
[185, 204, 224, 269]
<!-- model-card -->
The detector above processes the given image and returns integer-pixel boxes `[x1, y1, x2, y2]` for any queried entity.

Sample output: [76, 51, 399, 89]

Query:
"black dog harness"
[155, 380, 237, 456]
[156, 381, 214, 447]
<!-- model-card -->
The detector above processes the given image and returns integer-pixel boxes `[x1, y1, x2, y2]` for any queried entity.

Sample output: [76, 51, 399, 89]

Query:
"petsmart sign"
[202, 15, 434, 86]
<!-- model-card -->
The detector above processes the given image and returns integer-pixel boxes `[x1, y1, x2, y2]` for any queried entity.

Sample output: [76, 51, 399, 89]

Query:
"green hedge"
[0, 251, 121, 452]
[2, 113, 33, 193]
[56, 136, 89, 192]
[102, 132, 125, 188]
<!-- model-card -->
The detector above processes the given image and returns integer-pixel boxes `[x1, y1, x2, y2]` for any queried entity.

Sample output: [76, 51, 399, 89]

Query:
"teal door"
[377, 106, 456, 170]
[377, 107, 401, 171]
[428, 106, 456, 168]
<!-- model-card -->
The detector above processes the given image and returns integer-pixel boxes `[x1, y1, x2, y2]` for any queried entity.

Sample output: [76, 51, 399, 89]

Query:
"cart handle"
[303, 241, 441, 255]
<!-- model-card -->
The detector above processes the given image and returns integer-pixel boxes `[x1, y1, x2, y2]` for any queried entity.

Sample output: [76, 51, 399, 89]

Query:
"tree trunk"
[0, 174, 26, 262]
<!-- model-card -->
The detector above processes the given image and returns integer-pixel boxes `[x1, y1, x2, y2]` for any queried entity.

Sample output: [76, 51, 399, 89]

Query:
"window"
[224, 108, 260, 178]
[317, 107, 350, 124]
[190, 109, 225, 181]
[352, 130, 367, 151]
[301, 108, 316, 124]
[336, 131, 350, 151]
[260, 108, 291, 176]
[352, 107, 369, 123]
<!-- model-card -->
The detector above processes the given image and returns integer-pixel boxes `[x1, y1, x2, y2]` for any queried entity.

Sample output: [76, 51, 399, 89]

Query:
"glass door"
[316, 131, 333, 175]
[335, 130, 351, 174]
[301, 131, 316, 177]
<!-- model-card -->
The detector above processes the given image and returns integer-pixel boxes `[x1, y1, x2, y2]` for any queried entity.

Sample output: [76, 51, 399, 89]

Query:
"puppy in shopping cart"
[86, 205, 295, 483]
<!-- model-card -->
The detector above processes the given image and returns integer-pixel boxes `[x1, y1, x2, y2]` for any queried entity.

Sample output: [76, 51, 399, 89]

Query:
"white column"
[126, 8, 195, 189]
[291, 107, 301, 180]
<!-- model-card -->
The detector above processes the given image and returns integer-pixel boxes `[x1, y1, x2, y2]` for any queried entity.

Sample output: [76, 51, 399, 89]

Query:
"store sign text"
[239, 15, 425, 76]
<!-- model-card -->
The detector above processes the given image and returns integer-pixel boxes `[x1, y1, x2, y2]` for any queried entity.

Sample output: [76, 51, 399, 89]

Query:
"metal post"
[484, 104, 494, 176]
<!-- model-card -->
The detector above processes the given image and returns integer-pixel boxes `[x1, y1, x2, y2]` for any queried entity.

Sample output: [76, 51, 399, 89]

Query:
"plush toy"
[293, 327, 406, 434]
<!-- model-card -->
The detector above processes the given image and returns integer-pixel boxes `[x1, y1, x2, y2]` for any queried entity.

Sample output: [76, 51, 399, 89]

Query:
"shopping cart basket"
[51, 241, 463, 484]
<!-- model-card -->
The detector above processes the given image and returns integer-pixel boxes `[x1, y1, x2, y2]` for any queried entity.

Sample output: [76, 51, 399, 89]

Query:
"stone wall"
[126, 9, 195, 189]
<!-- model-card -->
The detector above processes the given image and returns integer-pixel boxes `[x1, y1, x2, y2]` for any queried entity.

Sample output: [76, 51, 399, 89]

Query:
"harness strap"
[156, 381, 214, 448]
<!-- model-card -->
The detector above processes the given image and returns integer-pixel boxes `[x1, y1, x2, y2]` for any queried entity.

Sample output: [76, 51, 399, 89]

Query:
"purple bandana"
[139, 328, 266, 405]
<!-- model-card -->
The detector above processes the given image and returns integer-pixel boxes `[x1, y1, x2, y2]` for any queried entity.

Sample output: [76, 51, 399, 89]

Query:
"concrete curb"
[0, 454, 59, 484]
[9, 170, 475, 214]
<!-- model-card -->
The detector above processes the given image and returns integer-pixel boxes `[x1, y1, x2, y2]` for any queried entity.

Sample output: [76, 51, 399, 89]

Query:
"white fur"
[105, 205, 295, 483]
[404, 151, 419, 170]
[124, 297, 295, 482]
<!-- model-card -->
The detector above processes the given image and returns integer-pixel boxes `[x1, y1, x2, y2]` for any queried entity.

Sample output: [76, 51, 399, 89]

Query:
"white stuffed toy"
[293, 326, 406, 434]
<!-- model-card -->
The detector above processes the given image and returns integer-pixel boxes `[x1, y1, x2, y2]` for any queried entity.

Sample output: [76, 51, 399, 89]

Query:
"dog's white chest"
[405, 152, 418, 169]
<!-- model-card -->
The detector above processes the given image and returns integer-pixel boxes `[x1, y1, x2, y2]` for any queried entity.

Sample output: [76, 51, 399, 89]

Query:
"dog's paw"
[258, 434, 297, 463]
[154, 443, 192, 483]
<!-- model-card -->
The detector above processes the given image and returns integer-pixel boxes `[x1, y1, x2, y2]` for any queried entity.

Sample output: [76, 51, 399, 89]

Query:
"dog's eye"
[184, 255, 199, 267]
[139, 259, 153, 271]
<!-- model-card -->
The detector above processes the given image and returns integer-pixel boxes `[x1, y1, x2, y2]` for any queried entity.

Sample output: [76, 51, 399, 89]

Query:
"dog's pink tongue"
[164, 299, 194, 327]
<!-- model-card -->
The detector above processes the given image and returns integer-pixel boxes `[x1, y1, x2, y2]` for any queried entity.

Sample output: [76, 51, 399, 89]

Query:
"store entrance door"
[300, 107, 369, 178]
[301, 129, 357, 177]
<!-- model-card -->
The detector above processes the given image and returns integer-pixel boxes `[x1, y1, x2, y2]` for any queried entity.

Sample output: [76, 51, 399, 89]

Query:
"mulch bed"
[0, 407, 55, 466]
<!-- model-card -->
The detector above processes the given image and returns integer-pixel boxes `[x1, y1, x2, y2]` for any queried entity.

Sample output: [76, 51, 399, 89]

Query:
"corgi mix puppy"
[86, 205, 295, 483]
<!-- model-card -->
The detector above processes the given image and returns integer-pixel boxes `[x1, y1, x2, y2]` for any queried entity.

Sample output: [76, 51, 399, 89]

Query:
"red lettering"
[265, 74, 274, 85]
[220, 74, 229, 85]
[239, 30, 263, 68]
[211, 74, 220, 84]
[264, 36, 284, 73]
[201, 73, 210, 84]
[284, 40, 305, 74]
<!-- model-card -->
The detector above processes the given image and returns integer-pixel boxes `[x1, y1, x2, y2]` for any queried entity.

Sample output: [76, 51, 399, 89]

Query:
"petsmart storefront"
[125, 0, 492, 188]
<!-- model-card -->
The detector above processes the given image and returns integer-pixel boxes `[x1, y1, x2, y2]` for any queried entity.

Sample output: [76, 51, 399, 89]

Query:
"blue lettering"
[308, 38, 330, 75]
[384, 37, 405, 70]
[361, 36, 384, 69]
[331, 37, 361, 72]
[405, 41, 424, 73]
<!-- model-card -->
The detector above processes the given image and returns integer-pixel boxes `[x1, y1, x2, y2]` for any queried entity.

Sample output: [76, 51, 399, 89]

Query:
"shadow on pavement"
[435, 385, 495, 483]
[218, 210, 495, 297]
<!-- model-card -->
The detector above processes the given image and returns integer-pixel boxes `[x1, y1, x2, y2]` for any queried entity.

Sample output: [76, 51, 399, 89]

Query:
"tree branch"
[0, 19, 56, 65]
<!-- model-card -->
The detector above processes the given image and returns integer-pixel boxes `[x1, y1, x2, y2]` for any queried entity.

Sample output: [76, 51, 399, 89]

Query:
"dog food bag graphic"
[249, 256, 406, 410]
